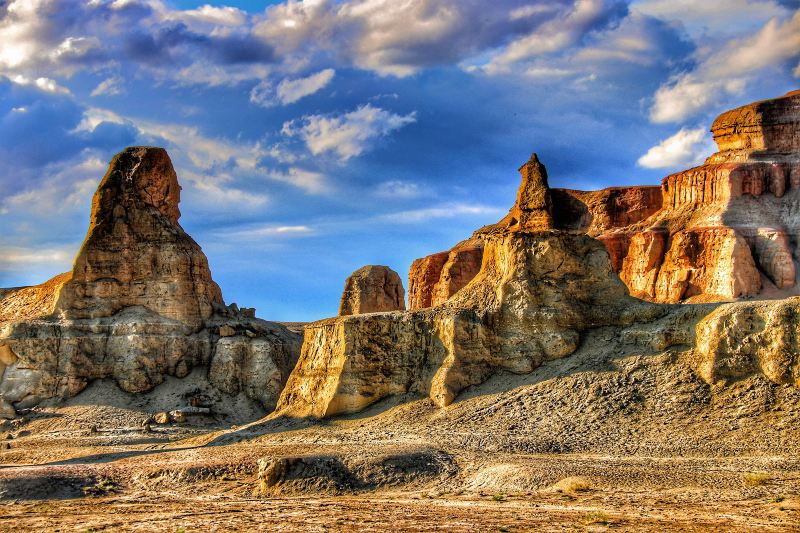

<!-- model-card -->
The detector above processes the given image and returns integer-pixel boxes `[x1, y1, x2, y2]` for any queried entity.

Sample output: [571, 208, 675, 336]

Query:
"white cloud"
[250, 68, 335, 107]
[0, 245, 76, 270]
[374, 180, 422, 199]
[267, 167, 327, 194]
[377, 203, 502, 223]
[186, 175, 270, 209]
[1, 155, 105, 216]
[90, 75, 125, 97]
[9, 74, 70, 94]
[282, 104, 417, 161]
[165, 5, 247, 28]
[634, 0, 788, 37]
[649, 10, 800, 123]
[637, 127, 715, 168]
[216, 224, 314, 241]
[483, 0, 619, 74]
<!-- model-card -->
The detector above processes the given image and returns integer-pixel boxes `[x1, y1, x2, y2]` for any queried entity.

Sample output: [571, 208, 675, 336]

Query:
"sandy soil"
[2, 335, 799, 532]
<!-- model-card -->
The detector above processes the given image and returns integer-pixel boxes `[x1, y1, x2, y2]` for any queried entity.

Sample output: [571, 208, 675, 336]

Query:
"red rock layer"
[407, 252, 449, 310]
[408, 153, 554, 310]
[551, 186, 662, 236]
[604, 90, 800, 303]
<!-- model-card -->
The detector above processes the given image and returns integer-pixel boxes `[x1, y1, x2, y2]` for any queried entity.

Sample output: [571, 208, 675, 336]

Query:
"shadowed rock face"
[339, 266, 405, 316]
[0, 147, 301, 417]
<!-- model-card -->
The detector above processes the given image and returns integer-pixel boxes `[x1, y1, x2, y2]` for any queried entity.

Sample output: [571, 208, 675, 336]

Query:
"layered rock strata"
[0, 147, 301, 417]
[339, 266, 405, 316]
[277, 155, 663, 418]
[556, 90, 800, 303]
[408, 167, 664, 311]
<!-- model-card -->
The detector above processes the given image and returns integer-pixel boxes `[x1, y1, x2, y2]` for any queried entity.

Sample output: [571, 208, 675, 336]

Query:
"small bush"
[83, 478, 119, 497]
[744, 473, 772, 486]
[584, 511, 610, 525]
[552, 476, 591, 493]
[492, 493, 507, 502]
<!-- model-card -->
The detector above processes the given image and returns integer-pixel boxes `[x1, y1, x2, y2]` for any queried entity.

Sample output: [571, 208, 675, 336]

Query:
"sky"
[0, 0, 799, 321]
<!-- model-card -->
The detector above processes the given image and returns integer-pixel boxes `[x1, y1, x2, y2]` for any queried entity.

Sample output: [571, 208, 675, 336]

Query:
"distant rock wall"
[569, 90, 800, 303]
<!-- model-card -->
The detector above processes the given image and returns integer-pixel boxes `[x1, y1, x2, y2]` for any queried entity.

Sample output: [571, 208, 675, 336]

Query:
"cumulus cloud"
[254, 0, 594, 77]
[9, 74, 70, 94]
[282, 104, 417, 161]
[637, 127, 715, 168]
[250, 68, 335, 107]
[484, 0, 628, 74]
[649, 10, 800, 123]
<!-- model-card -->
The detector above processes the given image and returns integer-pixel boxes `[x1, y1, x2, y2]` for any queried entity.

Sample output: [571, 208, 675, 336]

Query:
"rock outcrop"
[561, 90, 800, 303]
[0, 147, 301, 417]
[339, 266, 405, 316]
[692, 298, 800, 387]
[277, 154, 663, 418]
[54, 147, 223, 326]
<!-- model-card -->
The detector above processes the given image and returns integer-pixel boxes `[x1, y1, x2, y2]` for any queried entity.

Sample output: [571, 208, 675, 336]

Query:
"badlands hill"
[1, 91, 799, 531]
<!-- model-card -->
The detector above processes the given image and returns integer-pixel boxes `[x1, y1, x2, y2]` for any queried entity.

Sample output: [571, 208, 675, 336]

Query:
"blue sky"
[0, 0, 798, 321]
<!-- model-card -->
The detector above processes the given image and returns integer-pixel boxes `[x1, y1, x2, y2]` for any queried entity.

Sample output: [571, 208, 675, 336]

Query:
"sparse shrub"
[744, 472, 772, 486]
[82, 478, 119, 497]
[492, 493, 506, 502]
[551, 476, 591, 493]
[584, 511, 610, 525]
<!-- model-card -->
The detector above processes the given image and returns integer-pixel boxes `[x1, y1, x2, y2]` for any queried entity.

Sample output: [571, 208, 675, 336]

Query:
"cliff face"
[0, 147, 301, 418]
[563, 90, 800, 304]
[277, 155, 664, 418]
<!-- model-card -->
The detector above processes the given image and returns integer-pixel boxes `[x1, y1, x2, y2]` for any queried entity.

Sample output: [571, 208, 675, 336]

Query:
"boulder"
[338, 266, 405, 316]
[692, 298, 800, 386]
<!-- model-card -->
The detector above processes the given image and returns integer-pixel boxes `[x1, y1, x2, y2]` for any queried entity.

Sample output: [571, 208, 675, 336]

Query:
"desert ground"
[2, 334, 799, 532]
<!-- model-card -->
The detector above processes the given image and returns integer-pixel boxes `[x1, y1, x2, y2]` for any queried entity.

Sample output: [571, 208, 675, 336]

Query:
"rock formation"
[0, 147, 301, 418]
[277, 154, 664, 418]
[407, 164, 664, 311]
[692, 298, 800, 387]
[339, 266, 405, 315]
[279, 90, 800, 418]
[55, 147, 223, 325]
[563, 90, 800, 303]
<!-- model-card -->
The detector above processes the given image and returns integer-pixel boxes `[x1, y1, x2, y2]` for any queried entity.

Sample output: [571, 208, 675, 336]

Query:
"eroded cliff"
[575, 90, 800, 303]
[277, 155, 668, 418]
[0, 147, 301, 418]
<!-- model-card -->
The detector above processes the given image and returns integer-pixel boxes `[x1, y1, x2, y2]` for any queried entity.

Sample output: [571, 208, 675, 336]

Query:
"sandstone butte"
[409, 90, 800, 307]
[277, 91, 800, 418]
[0, 147, 301, 420]
[2, 91, 800, 422]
